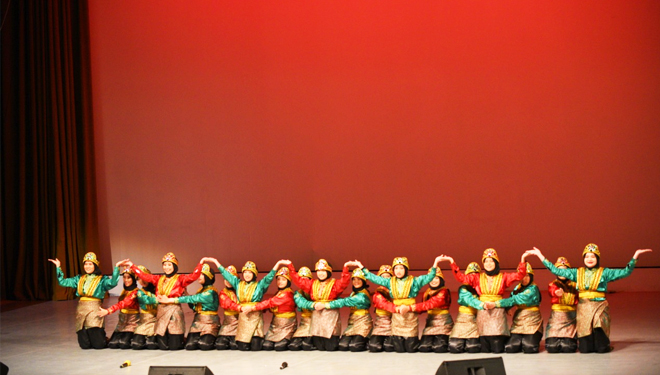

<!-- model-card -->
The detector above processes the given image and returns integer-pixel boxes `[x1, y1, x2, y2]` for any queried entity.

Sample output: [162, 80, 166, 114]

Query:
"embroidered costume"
[218, 260, 276, 351]
[363, 257, 437, 353]
[545, 257, 579, 353]
[105, 268, 139, 349]
[215, 265, 241, 350]
[55, 252, 120, 349]
[542, 244, 638, 353]
[252, 267, 297, 351]
[288, 259, 351, 351]
[497, 263, 543, 353]
[413, 268, 453, 353]
[130, 266, 159, 350]
[131, 252, 203, 350]
[450, 248, 526, 353]
[176, 264, 221, 351]
[288, 267, 315, 351]
[368, 265, 395, 352]
[326, 268, 373, 352]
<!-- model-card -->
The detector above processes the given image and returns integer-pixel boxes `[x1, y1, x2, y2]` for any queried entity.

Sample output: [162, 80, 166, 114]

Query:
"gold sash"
[275, 311, 296, 318]
[375, 308, 392, 316]
[479, 295, 502, 302]
[77, 275, 102, 298]
[120, 308, 139, 314]
[428, 309, 449, 315]
[551, 304, 576, 312]
[394, 298, 416, 306]
[458, 306, 476, 315]
[158, 274, 180, 297]
[577, 267, 604, 293]
[579, 291, 606, 299]
[390, 277, 414, 299]
[79, 296, 101, 301]
[479, 272, 503, 296]
[312, 279, 335, 301]
[238, 281, 258, 302]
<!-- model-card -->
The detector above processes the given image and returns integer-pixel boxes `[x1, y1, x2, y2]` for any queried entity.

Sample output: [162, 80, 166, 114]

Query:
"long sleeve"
[362, 269, 391, 288]
[253, 269, 277, 300]
[288, 264, 313, 294]
[56, 268, 81, 288]
[327, 292, 371, 309]
[602, 258, 637, 282]
[107, 290, 139, 314]
[502, 262, 528, 288]
[450, 263, 480, 288]
[409, 268, 437, 296]
[131, 264, 161, 285]
[100, 267, 121, 291]
[414, 288, 450, 312]
[177, 263, 204, 288]
[254, 289, 295, 313]
[137, 290, 158, 310]
[218, 265, 241, 290]
[457, 288, 484, 310]
[496, 284, 541, 308]
[176, 289, 215, 305]
[294, 291, 316, 310]
[542, 259, 578, 282]
[219, 291, 241, 311]
[372, 291, 397, 313]
[330, 266, 352, 297]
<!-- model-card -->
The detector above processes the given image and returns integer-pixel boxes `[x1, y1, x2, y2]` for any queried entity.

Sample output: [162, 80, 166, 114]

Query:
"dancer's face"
[381, 273, 392, 279]
[162, 262, 174, 275]
[197, 274, 206, 285]
[243, 270, 255, 282]
[316, 270, 329, 281]
[483, 258, 496, 272]
[583, 253, 598, 268]
[139, 279, 149, 288]
[429, 276, 441, 288]
[393, 265, 406, 278]
[83, 261, 95, 274]
[224, 280, 232, 288]
[352, 278, 364, 288]
[521, 275, 531, 286]
[123, 273, 134, 287]
[276, 276, 288, 289]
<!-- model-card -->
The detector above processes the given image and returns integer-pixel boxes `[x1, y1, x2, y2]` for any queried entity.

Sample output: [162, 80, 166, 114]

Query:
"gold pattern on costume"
[312, 278, 335, 301]
[158, 274, 180, 297]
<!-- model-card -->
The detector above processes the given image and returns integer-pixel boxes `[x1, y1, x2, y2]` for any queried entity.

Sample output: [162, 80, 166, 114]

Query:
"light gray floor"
[1, 292, 659, 375]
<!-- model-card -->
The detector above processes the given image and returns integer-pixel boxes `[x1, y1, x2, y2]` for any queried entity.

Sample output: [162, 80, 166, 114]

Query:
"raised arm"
[412, 288, 450, 313]
[286, 262, 313, 293]
[327, 292, 370, 310]
[331, 264, 352, 295]
[218, 264, 240, 290]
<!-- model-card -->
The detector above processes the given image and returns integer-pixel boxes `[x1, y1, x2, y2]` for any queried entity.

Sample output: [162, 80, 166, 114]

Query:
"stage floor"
[1, 292, 659, 375]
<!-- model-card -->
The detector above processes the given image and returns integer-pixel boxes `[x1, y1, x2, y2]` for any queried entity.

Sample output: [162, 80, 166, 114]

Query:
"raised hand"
[115, 259, 130, 268]
[355, 260, 364, 269]
[525, 247, 545, 261]
[633, 249, 652, 260]
[48, 258, 61, 268]
[437, 255, 454, 264]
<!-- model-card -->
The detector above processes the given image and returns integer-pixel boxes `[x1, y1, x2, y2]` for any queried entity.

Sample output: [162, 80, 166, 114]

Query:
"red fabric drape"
[1, 0, 100, 300]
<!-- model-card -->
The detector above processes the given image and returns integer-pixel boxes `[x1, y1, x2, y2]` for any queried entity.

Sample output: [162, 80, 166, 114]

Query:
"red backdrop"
[88, 1, 660, 275]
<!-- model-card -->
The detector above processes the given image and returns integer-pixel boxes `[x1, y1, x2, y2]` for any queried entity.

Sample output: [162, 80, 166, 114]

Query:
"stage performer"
[215, 265, 241, 350]
[368, 265, 395, 352]
[318, 268, 372, 352]
[129, 266, 159, 350]
[157, 264, 224, 350]
[356, 256, 443, 353]
[212, 259, 289, 351]
[126, 253, 216, 350]
[439, 249, 529, 353]
[411, 267, 453, 353]
[97, 267, 139, 349]
[243, 267, 297, 351]
[448, 262, 485, 354]
[525, 245, 652, 353]
[488, 263, 542, 353]
[544, 256, 579, 353]
[288, 266, 316, 351]
[283, 258, 353, 351]
[49, 253, 124, 349]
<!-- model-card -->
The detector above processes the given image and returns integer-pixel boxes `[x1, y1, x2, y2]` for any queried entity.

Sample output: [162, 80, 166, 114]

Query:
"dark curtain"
[1, 0, 100, 300]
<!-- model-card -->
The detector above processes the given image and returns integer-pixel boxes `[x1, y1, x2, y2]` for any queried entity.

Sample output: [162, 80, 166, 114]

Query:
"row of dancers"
[49, 244, 651, 353]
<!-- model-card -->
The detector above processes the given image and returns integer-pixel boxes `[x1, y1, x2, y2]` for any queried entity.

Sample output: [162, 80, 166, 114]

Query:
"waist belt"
[351, 309, 369, 316]
[551, 304, 576, 312]
[301, 310, 313, 318]
[579, 291, 606, 300]
[314, 299, 331, 303]
[79, 297, 101, 302]
[517, 306, 539, 312]
[375, 308, 392, 316]
[224, 310, 239, 316]
[275, 312, 296, 319]
[428, 308, 449, 315]
[458, 306, 477, 315]
[140, 308, 157, 315]
[120, 308, 139, 314]
[479, 295, 502, 302]
[240, 302, 257, 306]
[393, 298, 415, 306]
[198, 311, 218, 315]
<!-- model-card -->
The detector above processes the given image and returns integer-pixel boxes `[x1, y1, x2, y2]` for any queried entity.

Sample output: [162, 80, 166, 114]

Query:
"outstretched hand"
[115, 259, 130, 268]
[97, 308, 109, 317]
[437, 254, 454, 264]
[633, 249, 652, 260]
[48, 258, 61, 268]
[525, 247, 545, 261]
[314, 303, 325, 311]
